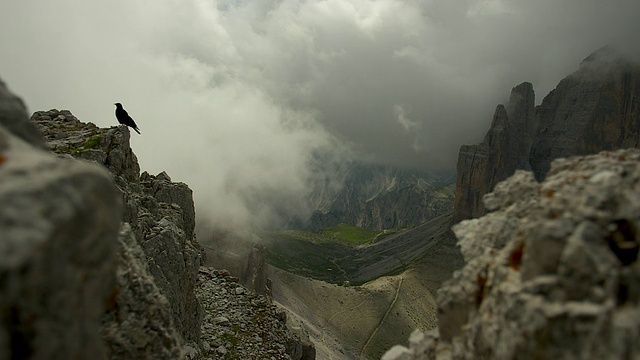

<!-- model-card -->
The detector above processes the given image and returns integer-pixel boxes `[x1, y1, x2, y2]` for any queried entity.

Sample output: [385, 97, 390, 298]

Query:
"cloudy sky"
[1, 0, 639, 229]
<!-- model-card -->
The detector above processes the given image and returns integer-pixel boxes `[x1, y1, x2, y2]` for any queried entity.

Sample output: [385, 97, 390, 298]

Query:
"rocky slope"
[454, 47, 640, 222]
[31, 109, 205, 358]
[306, 163, 455, 231]
[0, 80, 121, 360]
[0, 77, 312, 359]
[383, 148, 640, 359]
[196, 267, 315, 359]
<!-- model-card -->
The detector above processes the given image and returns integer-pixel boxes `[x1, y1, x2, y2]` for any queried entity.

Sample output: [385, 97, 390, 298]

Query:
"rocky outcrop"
[0, 81, 120, 359]
[453, 47, 640, 222]
[383, 149, 640, 359]
[530, 47, 640, 179]
[101, 224, 183, 359]
[307, 163, 455, 231]
[31, 110, 205, 357]
[0, 78, 47, 149]
[453, 82, 536, 222]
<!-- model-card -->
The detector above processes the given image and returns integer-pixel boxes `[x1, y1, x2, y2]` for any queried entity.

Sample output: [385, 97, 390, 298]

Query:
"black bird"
[114, 103, 141, 135]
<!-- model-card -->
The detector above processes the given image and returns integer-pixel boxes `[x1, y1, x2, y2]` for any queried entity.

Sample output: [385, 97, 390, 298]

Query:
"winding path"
[359, 277, 404, 359]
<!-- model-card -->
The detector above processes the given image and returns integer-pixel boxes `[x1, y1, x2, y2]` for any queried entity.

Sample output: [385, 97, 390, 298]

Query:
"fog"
[1, 0, 639, 230]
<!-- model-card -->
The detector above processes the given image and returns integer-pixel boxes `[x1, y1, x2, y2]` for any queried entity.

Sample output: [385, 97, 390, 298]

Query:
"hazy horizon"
[2, 0, 639, 230]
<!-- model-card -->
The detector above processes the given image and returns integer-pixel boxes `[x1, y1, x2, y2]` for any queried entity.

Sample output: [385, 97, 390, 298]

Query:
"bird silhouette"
[114, 103, 141, 135]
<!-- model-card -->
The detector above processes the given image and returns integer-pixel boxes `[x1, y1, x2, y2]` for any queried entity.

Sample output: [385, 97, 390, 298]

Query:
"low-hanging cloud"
[1, 0, 639, 231]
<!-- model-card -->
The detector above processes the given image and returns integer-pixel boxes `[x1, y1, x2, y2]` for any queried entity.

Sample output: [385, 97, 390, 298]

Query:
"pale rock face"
[101, 224, 183, 359]
[383, 149, 640, 360]
[0, 81, 121, 359]
[31, 109, 205, 358]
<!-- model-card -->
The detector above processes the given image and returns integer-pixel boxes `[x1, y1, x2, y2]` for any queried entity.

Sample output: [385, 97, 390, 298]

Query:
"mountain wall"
[307, 163, 455, 231]
[384, 148, 640, 359]
[453, 47, 640, 222]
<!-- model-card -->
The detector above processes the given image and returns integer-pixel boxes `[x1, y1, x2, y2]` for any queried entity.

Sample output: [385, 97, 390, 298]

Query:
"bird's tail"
[133, 127, 141, 135]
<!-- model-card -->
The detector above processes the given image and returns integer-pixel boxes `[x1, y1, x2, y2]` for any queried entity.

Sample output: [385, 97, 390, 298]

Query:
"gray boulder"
[0, 113, 120, 358]
[383, 149, 640, 359]
[0, 79, 46, 148]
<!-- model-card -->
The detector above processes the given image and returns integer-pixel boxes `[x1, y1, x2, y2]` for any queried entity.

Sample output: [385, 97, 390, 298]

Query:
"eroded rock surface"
[0, 82, 120, 359]
[383, 149, 640, 359]
[32, 110, 205, 358]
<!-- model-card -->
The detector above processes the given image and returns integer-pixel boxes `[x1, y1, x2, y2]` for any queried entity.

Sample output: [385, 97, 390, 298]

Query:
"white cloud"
[1, 0, 639, 230]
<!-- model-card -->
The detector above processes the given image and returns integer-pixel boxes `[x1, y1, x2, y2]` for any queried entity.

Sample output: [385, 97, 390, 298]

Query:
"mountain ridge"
[453, 46, 640, 222]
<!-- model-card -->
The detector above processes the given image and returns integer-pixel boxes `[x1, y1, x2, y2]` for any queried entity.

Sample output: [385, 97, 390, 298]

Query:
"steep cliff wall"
[453, 82, 536, 222]
[31, 110, 205, 358]
[530, 48, 640, 179]
[307, 163, 455, 231]
[453, 48, 640, 222]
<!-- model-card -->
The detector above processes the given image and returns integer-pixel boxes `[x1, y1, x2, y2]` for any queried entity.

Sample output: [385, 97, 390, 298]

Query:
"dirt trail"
[359, 277, 403, 358]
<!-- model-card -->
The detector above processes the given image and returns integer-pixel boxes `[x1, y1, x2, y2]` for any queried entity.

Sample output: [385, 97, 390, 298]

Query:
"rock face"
[307, 163, 455, 231]
[0, 80, 120, 359]
[530, 47, 640, 179]
[101, 224, 183, 359]
[453, 47, 640, 222]
[202, 231, 270, 294]
[383, 149, 640, 359]
[31, 110, 205, 358]
[453, 82, 536, 222]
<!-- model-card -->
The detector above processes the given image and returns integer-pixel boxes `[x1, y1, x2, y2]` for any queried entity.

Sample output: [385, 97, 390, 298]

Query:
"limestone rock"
[32, 110, 205, 356]
[453, 47, 640, 223]
[0, 79, 46, 148]
[101, 224, 183, 359]
[386, 149, 640, 359]
[530, 47, 640, 179]
[0, 118, 120, 358]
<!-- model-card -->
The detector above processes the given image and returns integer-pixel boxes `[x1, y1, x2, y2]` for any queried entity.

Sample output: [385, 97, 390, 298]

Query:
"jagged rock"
[0, 79, 46, 149]
[32, 110, 205, 357]
[101, 224, 183, 359]
[453, 47, 640, 222]
[30, 110, 140, 185]
[0, 101, 120, 358]
[384, 149, 640, 359]
[453, 82, 536, 222]
[530, 47, 640, 179]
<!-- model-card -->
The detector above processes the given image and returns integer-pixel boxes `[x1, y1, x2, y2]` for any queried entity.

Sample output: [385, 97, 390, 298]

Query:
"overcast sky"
[1, 0, 639, 229]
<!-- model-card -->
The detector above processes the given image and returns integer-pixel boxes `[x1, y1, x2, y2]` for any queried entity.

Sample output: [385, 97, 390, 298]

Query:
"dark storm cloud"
[1, 0, 639, 229]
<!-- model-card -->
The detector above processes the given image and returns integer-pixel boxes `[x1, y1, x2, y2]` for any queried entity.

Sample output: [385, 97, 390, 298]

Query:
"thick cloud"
[1, 0, 639, 229]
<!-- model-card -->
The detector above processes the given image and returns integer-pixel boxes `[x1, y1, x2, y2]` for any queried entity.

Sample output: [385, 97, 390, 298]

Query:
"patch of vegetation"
[82, 134, 102, 150]
[321, 223, 382, 246]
